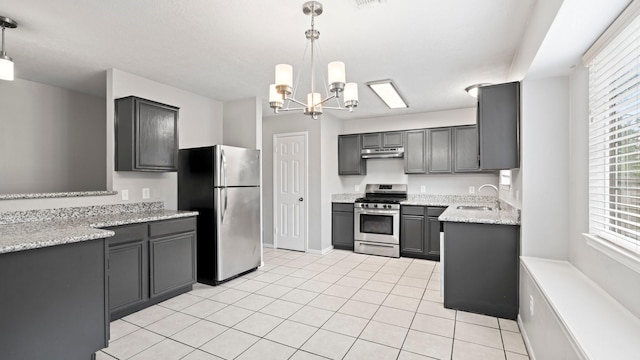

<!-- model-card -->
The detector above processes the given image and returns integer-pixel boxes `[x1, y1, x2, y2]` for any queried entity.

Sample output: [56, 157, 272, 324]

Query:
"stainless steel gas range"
[354, 184, 408, 258]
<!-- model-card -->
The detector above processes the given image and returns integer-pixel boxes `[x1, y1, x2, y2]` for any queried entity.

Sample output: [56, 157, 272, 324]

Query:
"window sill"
[583, 233, 640, 275]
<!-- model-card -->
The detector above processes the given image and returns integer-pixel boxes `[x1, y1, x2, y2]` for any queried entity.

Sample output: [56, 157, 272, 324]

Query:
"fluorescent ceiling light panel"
[367, 80, 408, 109]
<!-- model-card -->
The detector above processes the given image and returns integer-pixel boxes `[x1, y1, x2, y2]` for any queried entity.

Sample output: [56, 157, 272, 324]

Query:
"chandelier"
[269, 1, 358, 120]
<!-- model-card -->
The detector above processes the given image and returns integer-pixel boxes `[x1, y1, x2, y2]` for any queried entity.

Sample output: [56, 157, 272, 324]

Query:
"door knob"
[299, 197, 304, 201]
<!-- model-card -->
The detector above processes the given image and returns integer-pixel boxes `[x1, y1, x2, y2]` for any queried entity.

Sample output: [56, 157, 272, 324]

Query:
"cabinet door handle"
[299, 197, 304, 202]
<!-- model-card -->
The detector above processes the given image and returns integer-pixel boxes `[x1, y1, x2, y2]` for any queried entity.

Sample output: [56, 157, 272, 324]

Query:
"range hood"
[361, 147, 405, 159]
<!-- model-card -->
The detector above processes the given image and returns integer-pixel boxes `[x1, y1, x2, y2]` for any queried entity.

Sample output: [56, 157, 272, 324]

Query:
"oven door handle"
[354, 208, 398, 215]
[358, 242, 396, 248]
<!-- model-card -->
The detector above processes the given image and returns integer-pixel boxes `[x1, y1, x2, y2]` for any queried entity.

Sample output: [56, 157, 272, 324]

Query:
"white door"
[274, 133, 307, 252]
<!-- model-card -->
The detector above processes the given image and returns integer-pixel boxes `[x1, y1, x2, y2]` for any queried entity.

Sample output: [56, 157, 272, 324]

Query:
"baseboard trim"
[307, 246, 334, 255]
[518, 314, 536, 360]
[262, 243, 274, 249]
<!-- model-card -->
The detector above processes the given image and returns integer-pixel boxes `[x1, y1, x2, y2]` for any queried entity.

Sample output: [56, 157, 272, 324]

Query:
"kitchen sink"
[456, 205, 493, 211]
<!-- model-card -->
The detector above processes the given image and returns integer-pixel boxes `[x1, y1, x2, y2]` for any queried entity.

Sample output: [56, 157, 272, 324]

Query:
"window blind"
[588, 12, 640, 255]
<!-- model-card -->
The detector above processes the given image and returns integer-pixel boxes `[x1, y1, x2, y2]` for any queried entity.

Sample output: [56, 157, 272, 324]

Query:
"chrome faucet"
[478, 184, 501, 210]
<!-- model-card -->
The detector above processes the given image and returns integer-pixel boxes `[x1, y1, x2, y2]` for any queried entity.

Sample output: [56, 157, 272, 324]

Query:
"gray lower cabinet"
[149, 219, 197, 299]
[108, 224, 148, 318]
[404, 129, 427, 174]
[115, 96, 180, 172]
[478, 82, 520, 170]
[453, 125, 481, 172]
[400, 206, 444, 260]
[0, 239, 109, 360]
[338, 134, 366, 175]
[107, 217, 197, 320]
[428, 128, 452, 173]
[332, 203, 354, 250]
[443, 222, 520, 319]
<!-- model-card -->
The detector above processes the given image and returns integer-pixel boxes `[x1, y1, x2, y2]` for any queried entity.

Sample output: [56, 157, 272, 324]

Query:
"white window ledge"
[583, 233, 640, 275]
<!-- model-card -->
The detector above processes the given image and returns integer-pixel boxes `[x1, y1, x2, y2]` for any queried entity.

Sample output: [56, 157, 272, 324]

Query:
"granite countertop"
[331, 193, 364, 203]
[0, 190, 118, 200]
[0, 208, 199, 255]
[438, 205, 520, 226]
[331, 192, 520, 225]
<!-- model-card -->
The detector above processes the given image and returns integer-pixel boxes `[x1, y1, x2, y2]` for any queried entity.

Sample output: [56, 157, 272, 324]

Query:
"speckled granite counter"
[331, 192, 520, 225]
[401, 194, 495, 206]
[0, 202, 198, 255]
[439, 205, 520, 225]
[0, 190, 118, 200]
[331, 193, 363, 203]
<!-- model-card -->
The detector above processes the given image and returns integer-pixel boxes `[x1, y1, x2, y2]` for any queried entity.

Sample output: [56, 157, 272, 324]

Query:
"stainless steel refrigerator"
[178, 145, 261, 285]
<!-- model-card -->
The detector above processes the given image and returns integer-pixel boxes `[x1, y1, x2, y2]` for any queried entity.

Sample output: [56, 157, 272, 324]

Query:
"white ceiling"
[2, 0, 536, 119]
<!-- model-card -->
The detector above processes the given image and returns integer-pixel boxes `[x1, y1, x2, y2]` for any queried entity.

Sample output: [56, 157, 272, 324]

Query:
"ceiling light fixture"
[366, 80, 408, 109]
[465, 83, 492, 98]
[0, 16, 17, 81]
[269, 1, 358, 120]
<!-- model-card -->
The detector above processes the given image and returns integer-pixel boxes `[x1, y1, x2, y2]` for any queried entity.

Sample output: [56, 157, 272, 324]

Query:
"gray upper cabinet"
[383, 131, 404, 147]
[338, 134, 366, 175]
[361, 133, 382, 148]
[453, 125, 481, 172]
[404, 130, 427, 174]
[115, 96, 180, 172]
[478, 82, 520, 170]
[428, 128, 452, 173]
[362, 131, 404, 148]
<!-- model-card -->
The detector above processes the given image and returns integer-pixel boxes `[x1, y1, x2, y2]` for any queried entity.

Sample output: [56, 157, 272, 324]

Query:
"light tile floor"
[98, 248, 529, 360]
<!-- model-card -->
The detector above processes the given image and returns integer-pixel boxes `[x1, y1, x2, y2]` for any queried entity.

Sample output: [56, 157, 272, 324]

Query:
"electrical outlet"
[121, 189, 129, 201]
[529, 294, 535, 316]
[355, 185, 360, 192]
[469, 186, 475, 194]
[142, 188, 150, 199]
[420, 185, 426, 193]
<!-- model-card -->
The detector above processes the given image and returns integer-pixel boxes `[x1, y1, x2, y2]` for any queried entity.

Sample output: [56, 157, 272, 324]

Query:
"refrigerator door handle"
[221, 149, 228, 223]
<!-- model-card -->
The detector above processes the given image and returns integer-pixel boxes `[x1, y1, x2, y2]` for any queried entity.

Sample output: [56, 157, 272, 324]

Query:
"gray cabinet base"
[443, 222, 519, 319]
[0, 239, 108, 360]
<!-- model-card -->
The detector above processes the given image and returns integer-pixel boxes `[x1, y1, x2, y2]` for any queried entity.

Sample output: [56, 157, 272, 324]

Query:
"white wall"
[0, 78, 106, 194]
[107, 69, 223, 210]
[567, 66, 640, 318]
[320, 114, 342, 252]
[520, 76, 570, 259]
[223, 97, 262, 149]
[339, 108, 499, 195]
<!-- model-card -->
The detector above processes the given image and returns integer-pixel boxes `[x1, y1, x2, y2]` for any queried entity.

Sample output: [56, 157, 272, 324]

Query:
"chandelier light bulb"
[275, 64, 293, 94]
[328, 61, 345, 86]
[0, 56, 13, 81]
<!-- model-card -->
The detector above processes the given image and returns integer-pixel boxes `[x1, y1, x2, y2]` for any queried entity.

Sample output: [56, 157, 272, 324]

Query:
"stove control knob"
[364, 204, 368, 208]
[374, 204, 378, 208]
[384, 205, 389, 209]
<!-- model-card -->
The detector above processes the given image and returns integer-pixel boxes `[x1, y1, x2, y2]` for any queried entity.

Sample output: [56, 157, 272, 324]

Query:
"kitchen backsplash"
[338, 158, 500, 196]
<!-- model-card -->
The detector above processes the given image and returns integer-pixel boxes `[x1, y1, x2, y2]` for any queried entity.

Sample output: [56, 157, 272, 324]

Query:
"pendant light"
[269, 2, 358, 120]
[0, 16, 18, 81]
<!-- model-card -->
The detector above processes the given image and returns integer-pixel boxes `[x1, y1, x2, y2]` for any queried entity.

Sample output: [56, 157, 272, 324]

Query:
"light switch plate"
[121, 189, 129, 201]
[355, 185, 360, 192]
[420, 185, 426, 193]
[469, 186, 475, 194]
[142, 188, 150, 199]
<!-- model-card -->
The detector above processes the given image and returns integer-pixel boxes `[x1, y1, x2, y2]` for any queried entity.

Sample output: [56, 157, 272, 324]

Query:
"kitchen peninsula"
[0, 201, 197, 360]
